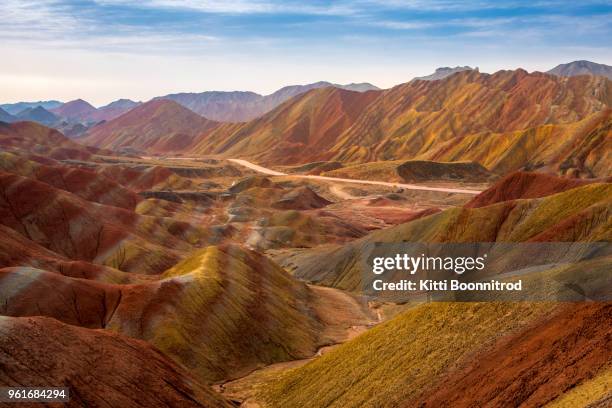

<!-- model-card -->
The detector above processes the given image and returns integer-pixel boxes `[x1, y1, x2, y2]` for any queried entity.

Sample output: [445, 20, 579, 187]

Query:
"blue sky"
[1, 0, 611, 105]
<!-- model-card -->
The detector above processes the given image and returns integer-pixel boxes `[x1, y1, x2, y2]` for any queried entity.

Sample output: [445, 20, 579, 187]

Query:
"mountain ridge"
[50, 99, 98, 122]
[413, 66, 476, 81]
[16, 106, 60, 126]
[82, 99, 220, 153]
[156, 81, 380, 122]
[0, 100, 63, 115]
[548, 60, 612, 79]
[190, 69, 611, 177]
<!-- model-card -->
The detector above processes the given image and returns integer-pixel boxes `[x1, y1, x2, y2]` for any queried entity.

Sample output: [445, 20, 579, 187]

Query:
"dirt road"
[229, 158, 483, 195]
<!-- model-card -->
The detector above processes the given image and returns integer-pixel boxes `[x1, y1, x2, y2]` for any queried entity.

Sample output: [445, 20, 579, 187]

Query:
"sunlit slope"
[190, 87, 380, 164]
[329, 70, 611, 164]
[258, 302, 611, 408]
[419, 109, 611, 177]
[257, 302, 553, 408]
[75, 70, 610, 175]
[107, 245, 322, 382]
[545, 366, 612, 408]
[190, 70, 611, 174]
[416, 303, 611, 407]
[0, 244, 338, 383]
[465, 171, 597, 208]
[83, 99, 220, 153]
[290, 183, 612, 290]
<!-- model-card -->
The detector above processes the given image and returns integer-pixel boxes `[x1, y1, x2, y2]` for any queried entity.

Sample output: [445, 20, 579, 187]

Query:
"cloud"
[0, 0, 222, 55]
[94, 0, 356, 15]
[0, 0, 84, 35]
[371, 21, 434, 30]
[360, 0, 611, 12]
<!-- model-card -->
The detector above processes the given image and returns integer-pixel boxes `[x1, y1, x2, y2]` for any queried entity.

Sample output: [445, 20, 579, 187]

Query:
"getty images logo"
[372, 253, 488, 275]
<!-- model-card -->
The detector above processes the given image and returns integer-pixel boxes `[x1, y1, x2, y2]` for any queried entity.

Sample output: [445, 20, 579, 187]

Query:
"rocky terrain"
[1, 62, 611, 407]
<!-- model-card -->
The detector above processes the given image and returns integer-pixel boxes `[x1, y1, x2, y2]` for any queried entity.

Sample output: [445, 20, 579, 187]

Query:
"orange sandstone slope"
[83, 99, 220, 153]
[190, 87, 382, 164]
[0, 316, 231, 408]
[419, 109, 611, 178]
[78, 71, 610, 175]
[0, 245, 336, 383]
[190, 70, 610, 173]
[414, 303, 612, 408]
[465, 171, 598, 208]
[0, 171, 212, 274]
[329, 70, 611, 163]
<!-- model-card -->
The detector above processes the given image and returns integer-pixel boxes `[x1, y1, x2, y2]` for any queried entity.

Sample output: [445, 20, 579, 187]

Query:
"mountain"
[419, 109, 612, 178]
[155, 90, 262, 122]
[50, 98, 98, 122]
[336, 82, 380, 92]
[281, 180, 611, 291]
[56, 121, 89, 138]
[82, 70, 610, 178]
[190, 69, 610, 176]
[0, 108, 16, 123]
[464, 171, 596, 208]
[0, 100, 62, 115]
[156, 81, 380, 122]
[329, 70, 610, 163]
[190, 87, 381, 164]
[0, 316, 231, 407]
[251, 175, 612, 406]
[82, 99, 220, 153]
[0, 171, 213, 273]
[0, 151, 140, 210]
[15, 106, 59, 126]
[0, 121, 96, 160]
[413, 66, 475, 81]
[324, 70, 611, 176]
[257, 302, 611, 408]
[548, 60, 612, 79]
[261, 81, 378, 112]
[93, 98, 141, 121]
[417, 302, 611, 408]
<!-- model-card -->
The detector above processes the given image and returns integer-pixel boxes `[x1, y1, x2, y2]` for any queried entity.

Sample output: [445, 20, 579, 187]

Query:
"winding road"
[228, 159, 483, 195]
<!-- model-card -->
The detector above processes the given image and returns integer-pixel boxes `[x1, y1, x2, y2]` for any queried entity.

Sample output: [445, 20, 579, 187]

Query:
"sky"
[1, 0, 611, 106]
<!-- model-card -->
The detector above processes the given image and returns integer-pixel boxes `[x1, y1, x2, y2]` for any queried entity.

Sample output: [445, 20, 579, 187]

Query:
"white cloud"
[94, 0, 355, 15]
[0, 0, 83, 34]
[371, 21, 434, 30]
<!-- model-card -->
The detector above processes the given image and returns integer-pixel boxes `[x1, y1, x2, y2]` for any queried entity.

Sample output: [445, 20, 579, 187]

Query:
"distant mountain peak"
[414, 66, 477, 81]
[82, 98, 219, 153]
[547, 60, 612, 79]
[15, 105, 59, 126]
[0, 107, 16, 123]
[333, 82, 380, 92]
[51, 99, 97, 117]
[0, 100, 63, 115]
[155, 81, 380, 122]
[99, 98, 140, 110]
